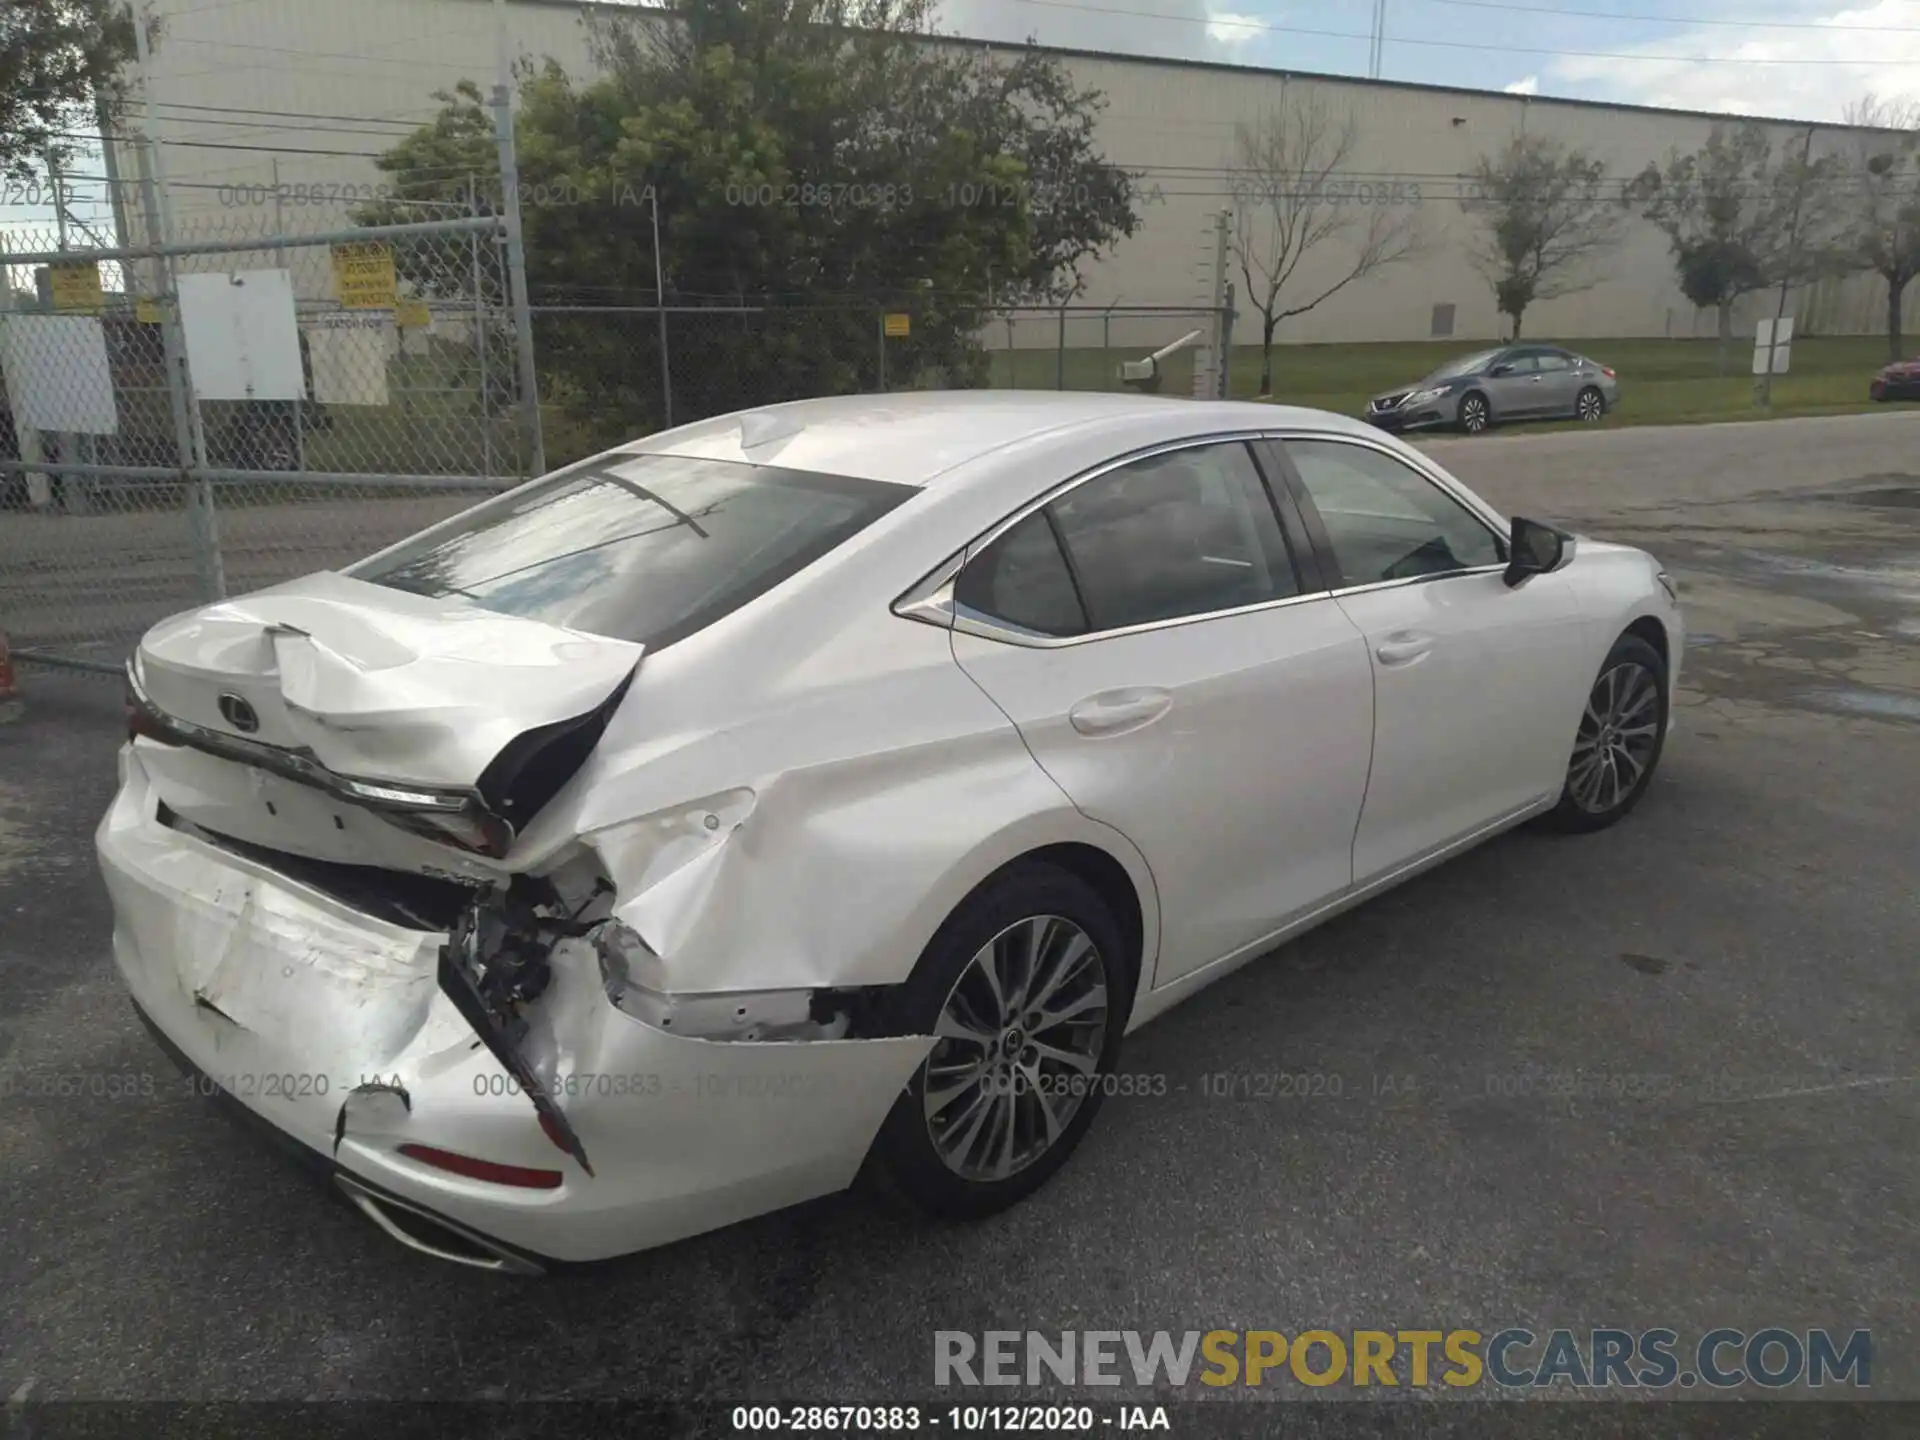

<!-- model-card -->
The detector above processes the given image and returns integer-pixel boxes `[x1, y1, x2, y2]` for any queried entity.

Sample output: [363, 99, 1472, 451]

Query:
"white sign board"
[0, 314, 120, 434]
[1753, 316, 1794, 376]
[179, 269, 307, 401]
[306, 312, 391, 406]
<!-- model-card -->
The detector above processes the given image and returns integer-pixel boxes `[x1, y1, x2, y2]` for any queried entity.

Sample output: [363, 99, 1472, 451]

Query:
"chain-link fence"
[528, 300, 1235, 466]
[1, 208, 538, 673]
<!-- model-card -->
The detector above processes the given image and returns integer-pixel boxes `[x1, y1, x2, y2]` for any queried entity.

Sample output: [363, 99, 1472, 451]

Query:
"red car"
[1869, 357, 1920, 401]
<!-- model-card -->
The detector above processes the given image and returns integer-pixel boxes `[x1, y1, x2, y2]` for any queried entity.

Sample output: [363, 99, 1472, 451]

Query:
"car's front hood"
[1371, 379, 1456, 407]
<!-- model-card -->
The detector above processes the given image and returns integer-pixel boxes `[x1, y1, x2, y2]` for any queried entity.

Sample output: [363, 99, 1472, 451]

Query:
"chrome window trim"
[1263, 428, 1511, 546]
[889, 427, 1514, 649]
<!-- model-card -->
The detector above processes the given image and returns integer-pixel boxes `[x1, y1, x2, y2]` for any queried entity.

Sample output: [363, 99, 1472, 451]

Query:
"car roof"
[619, 390, 1383, 488]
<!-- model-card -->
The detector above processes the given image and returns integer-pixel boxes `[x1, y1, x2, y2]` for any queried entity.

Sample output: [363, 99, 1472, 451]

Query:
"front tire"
[866, 862, 1131, 1220]
[1458, 391, 1491, 434]
[1540, 633, 1669, 833]
[1576, 386, 1607, 423]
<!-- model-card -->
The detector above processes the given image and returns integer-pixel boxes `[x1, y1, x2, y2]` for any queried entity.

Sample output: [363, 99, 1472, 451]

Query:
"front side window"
[1284, 440, 1503, 587]
[1496, 352, 1540, 375]
[352, 453, 912, 649]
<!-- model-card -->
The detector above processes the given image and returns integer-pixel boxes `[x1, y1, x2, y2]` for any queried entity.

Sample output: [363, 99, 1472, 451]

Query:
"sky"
[940, 0, 1920, 122]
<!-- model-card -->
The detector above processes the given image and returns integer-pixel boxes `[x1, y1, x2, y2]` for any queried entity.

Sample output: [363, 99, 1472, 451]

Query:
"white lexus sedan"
[100, 392, 1682, 1273]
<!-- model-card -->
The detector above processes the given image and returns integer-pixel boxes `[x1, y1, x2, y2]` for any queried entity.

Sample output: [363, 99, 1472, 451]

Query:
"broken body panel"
[101, 542, 1156, 1262]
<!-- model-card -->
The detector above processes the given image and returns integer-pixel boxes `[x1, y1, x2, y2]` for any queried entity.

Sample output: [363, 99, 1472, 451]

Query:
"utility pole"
[1203, 210, 1233, 399]
[1758, 123, 1818, 410]
[1368, 0, 1388, 78]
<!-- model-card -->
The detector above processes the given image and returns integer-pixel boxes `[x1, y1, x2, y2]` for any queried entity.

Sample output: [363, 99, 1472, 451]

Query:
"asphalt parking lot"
[2, 411, 1918, 1418]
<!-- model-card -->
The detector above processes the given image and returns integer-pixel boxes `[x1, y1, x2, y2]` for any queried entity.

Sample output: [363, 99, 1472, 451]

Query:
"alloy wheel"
[1461, 396, 1489, 433]
[1578, 389, 1605, 422]
[922, 915, 1109, 1182]
[1568, 661, 1660, 814]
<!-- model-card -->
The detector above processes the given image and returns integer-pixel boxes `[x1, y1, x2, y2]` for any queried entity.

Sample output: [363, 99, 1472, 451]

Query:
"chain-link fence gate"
[1, 209, 539, 675]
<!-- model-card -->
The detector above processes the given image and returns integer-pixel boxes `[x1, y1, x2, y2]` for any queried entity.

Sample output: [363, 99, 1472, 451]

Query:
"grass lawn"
[987, 335, 1913, 430]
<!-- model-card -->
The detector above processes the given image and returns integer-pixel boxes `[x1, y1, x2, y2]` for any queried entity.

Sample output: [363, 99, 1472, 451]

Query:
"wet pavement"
[2, 413, 1917, 1411]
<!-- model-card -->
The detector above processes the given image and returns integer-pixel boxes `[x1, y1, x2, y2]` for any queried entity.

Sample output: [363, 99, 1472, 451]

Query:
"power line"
[1013, 0, 1920, 66]
[1420, 0, 1920, 33]
[154, 101, 442, 128]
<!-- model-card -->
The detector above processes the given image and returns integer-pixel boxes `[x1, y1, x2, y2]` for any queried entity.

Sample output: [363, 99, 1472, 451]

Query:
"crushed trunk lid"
[130, 571, 641, 867]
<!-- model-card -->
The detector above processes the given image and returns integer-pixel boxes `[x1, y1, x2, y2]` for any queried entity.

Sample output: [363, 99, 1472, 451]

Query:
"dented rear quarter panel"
[509, 581, 1164, 1007]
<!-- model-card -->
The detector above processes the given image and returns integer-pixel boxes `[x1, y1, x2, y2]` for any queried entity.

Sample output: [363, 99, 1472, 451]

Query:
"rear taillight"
[125, 676, 180, 746]
[1601, 367, 1616, 379]
[397, 1143, 564, 1189]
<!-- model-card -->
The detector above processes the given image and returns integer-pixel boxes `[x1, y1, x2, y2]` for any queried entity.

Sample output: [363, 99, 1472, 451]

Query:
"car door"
[1266, 435, 1593, 885]
[1478, 350, 1541, 419]
[948, 439, 1376, 988]
[1532, 351, 1582, 417]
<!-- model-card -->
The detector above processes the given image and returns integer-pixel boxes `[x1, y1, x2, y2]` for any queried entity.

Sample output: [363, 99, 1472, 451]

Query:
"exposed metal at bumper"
[98, 753, 934, 1264]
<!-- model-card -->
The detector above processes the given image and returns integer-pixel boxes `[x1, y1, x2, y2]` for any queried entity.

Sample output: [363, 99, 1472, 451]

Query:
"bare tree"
[1460, 135, 1628, 340]
[1837, 94, 1920, 362]
[1230, 94, 1423, 397]
[1631, 121, 1844, 374]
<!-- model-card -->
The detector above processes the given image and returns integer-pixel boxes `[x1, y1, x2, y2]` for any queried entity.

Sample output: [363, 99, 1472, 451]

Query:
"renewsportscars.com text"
[934, 1328, 1871, 1390]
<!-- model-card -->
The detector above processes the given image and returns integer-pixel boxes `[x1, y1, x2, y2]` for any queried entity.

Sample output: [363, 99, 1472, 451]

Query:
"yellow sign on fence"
[49, 261, 104, 314]
[883, 312, 911, 338]
[330, 242, 398, 309]
[134, 296, 167, 325]
[396, 298, 432, 330]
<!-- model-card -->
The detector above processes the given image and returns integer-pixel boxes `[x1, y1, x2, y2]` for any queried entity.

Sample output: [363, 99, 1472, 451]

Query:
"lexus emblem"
[217, 693, 260, 734]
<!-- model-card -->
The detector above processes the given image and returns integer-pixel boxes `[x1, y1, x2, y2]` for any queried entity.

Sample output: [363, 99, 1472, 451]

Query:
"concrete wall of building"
[125, 0, 1920, 347]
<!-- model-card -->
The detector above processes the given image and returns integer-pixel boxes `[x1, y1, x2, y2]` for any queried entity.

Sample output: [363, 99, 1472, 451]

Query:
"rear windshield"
[351, 453, 913, 649]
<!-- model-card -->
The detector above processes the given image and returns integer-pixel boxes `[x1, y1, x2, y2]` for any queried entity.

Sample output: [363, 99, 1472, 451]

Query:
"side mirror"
[1504, 516, 1572, 587]
[1489, 363, 1514, 377]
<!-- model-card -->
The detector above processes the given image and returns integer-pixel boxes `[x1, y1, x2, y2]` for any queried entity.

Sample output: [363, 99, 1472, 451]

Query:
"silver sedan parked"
[1365, 345, 1620, 435]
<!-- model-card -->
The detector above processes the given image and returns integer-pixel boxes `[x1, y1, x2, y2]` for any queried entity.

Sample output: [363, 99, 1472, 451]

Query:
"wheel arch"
[983, 841, 1147, 1010]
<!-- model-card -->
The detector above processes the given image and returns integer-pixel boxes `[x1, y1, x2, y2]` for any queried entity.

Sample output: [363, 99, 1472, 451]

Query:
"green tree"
[1837, 95, 1920, 362]
[359, 0, 1139, 455]
[0, 0, 145, 180]
[1460, 135, 1628, 340]
[1631, 122, 1842, 374]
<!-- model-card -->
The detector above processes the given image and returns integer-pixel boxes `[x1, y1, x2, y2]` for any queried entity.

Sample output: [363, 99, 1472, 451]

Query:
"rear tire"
[1576, 386, 1607, 423]
[866, 862, 1131, 1220]
[1539, 633, 1668, 834]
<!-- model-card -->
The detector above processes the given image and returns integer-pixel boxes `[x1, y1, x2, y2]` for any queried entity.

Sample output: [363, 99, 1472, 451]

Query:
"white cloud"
[939, 0, 1238, 62]
[1503, 75, 1540, 96]
[1547, 0, 1920, 121]
[1206, 9, 1263, 47]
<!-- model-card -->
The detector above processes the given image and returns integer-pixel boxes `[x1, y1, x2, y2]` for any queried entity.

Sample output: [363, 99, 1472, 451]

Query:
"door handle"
[1374, 633, 1433, 666]
[1069, 687, 1172, 736]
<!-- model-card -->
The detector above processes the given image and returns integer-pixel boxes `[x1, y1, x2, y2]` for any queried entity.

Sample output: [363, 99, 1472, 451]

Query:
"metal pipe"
[492, 0, 546, 477]
[0, 459, 512, 491]
[0, 215, 501, 270]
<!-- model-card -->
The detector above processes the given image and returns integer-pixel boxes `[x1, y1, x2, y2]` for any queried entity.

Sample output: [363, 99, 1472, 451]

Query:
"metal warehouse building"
[118, 0, 1918, 347]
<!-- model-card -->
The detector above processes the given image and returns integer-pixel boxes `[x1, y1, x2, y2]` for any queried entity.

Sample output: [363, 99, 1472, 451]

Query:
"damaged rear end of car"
[99, 448, 939, 1269]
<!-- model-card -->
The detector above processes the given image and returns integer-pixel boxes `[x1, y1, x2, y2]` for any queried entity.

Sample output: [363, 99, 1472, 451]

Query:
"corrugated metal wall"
[125, 0, 1920, 346]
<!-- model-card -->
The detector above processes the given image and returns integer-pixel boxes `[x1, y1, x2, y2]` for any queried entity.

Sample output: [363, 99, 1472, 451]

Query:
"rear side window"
[954, 512, 1088, 638]
[351, 453, 912, 649]
[1049, 442, 1298, 631]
